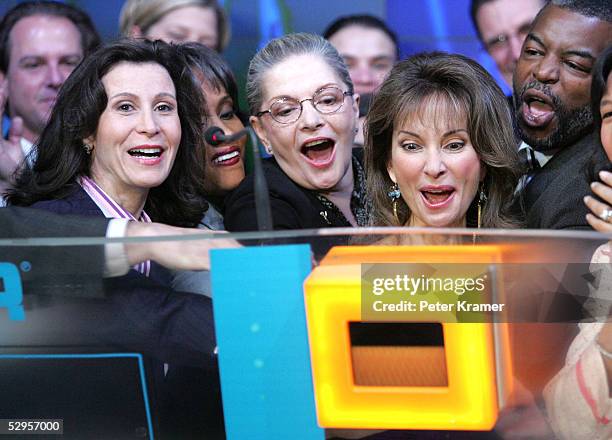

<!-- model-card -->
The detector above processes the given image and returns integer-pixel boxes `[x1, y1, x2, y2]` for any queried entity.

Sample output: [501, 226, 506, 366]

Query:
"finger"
[600, 171, 612, 186]
[8, 116, 23, 146]
[586, 213, 612, 233]
[584, 195, 612, 218]
[591, 181, 612, 206]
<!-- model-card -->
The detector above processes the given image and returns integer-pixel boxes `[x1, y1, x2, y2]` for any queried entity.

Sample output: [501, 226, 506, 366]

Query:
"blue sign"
[211, 245, 324, 440]
[0, 263, 25, 321]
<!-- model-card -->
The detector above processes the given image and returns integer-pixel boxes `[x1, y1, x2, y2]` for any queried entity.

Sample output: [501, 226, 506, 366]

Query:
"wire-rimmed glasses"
[256, 86, 353, 124]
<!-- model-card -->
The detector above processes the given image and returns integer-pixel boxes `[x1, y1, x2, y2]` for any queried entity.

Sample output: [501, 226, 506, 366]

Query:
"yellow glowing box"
[303, 245, 513, 431]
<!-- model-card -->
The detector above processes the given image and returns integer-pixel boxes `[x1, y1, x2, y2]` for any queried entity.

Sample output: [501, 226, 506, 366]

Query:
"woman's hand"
[585, 170, 612, 233]
[125, 222, 241, 270]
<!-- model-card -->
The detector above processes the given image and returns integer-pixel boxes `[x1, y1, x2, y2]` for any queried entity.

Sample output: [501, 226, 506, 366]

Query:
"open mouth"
[127, 146, 165, 165]
[522, 90, 555, 128]
[211, 147, 241, 166]
[128, 147, 163, 158]
[420, 187, 455, 208]
[300, 138, 336, 168]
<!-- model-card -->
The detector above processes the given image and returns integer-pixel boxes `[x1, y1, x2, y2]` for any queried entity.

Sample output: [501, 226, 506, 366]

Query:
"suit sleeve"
[0, 207, 109, 297]
[0, 206, 108, 238]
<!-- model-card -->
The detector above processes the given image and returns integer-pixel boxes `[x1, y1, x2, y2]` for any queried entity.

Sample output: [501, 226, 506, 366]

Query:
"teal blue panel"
[210, 245, 324, 440]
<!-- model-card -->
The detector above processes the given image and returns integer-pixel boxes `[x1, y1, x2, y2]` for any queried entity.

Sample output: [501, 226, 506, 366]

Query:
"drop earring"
[477, 183, 487, 229]
[473, 183, 487, 244]
[387, 183, 401, 224]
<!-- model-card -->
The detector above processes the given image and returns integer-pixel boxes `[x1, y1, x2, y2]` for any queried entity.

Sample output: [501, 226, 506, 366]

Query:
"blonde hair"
[119, 0, 230, 51]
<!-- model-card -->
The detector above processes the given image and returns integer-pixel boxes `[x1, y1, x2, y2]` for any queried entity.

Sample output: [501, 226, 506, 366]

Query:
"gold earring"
[477, 183, 487, 229]
[473, 183, 486, 245]
[387, 183, 401, 224]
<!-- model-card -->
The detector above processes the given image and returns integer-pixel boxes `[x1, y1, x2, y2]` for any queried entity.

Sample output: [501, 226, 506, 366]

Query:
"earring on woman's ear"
[83, 143, 93, 155]
[477, 182, 487, 229]
[387, 183, 401, 224]
[473, 183, 487, 244]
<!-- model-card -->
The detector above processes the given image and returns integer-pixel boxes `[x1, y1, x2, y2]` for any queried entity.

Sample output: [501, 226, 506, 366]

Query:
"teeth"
[304, 139, 329, 148]
[213, 150, 239, 164]
[130, 148, 161, 154]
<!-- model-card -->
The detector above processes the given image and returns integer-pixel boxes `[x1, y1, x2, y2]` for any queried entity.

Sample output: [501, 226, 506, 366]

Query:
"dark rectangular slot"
[349, 322, 447, 387]
[349, 322, 444, 346]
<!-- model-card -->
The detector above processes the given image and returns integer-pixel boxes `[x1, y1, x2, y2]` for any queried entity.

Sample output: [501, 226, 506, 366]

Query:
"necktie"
[519, 146, 541, 172]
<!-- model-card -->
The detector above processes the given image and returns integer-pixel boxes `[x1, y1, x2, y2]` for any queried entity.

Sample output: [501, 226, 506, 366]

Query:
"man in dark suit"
[513, 0, 611, 229]
[0, 207, 235, 437]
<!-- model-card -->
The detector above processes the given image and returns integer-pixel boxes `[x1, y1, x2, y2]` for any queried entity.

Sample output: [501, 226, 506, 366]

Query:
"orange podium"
[303, 245, 514, 431]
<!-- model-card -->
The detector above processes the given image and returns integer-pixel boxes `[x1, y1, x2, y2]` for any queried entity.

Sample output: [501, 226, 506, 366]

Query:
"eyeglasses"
[256, 86, 353, 124]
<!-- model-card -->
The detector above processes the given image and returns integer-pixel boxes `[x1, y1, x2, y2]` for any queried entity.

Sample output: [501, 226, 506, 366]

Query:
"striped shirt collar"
[79, 175, 151, 277]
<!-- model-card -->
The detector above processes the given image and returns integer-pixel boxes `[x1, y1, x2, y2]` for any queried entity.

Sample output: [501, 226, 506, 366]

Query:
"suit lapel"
[524, 134, 595, 215]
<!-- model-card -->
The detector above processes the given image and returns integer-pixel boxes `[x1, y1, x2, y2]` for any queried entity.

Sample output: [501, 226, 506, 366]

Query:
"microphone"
[203, 126, 273, 231]
[204, 126, 250, 146]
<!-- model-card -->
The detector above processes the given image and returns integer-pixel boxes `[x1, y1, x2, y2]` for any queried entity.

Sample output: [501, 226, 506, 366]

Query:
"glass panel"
[0, 227, 609, 438]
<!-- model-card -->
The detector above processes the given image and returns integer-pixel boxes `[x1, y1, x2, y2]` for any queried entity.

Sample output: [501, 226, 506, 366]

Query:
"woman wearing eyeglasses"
[223, 33, 367, 244]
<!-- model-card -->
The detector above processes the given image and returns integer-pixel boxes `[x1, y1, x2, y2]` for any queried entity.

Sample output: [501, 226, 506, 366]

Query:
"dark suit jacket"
[31, 186, 171, 286]
[224, 155, 365, 257]
[225, 157, 352, 231]
[3, 188, 219, 364]
[522, 133, 608, 230]
[0, 205, 108, 239]
[1, 205, 108, 295]
[3, 189, 224, 438]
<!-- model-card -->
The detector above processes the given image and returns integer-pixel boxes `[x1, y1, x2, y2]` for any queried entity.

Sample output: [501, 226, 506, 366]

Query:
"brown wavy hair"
[364, 51, 521, 229]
